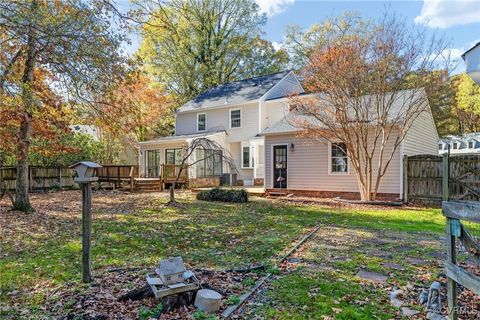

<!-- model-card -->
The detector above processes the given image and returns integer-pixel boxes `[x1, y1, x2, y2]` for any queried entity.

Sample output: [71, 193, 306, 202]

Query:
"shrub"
[196, 187, 248, 203]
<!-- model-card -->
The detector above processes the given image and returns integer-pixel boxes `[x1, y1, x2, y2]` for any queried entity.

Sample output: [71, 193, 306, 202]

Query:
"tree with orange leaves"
[0, 0, 127, 212]
[91, 71, 173, 164]
[289, 13, 451, 201]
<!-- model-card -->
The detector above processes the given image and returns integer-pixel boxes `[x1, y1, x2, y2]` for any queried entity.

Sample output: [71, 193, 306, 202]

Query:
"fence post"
[403, 155, 408, 203]
[446, 217, 458, 319]
[28, 166, 33, 192]
[58, 167, 62, 189]
[442, 154, 449, 201]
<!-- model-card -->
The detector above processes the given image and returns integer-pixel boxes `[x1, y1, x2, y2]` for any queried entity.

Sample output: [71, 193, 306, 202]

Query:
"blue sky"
[120, 0, 480, 73]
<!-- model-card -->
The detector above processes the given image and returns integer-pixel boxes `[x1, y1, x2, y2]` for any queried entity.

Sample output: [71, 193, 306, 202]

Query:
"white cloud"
[415, 0, 480, 28]
[256, 0, 295, 17]
[271, 41, 283, 50]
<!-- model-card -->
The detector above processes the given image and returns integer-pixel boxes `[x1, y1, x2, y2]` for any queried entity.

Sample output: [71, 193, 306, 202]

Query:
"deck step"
[268, 192, 287, 197]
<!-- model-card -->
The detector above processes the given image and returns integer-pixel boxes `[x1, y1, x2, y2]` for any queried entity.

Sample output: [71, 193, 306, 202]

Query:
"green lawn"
[0, 191, 444, 318]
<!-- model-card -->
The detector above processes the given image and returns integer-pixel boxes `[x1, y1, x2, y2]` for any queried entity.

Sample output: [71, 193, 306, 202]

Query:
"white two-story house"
[139, 70, 439, 199]
[138, 70, 303, 187]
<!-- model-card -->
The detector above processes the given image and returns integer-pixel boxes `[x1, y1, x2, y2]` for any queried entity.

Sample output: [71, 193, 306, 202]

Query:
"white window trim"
[270, 143, 288, 189]
[468, 140, 474, 149]
[328, 141, 350, 175]
[229, 108, 242, 129]
[197, 113, 207, 132]
[241, 141, 254, 169]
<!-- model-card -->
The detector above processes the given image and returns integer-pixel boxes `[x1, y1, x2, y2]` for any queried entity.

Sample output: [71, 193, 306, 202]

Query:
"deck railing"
[96, 165, 139, 190]
[161, 164, 188, 182]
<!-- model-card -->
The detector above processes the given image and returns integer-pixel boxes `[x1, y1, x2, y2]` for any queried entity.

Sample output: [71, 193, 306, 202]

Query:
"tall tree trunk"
[13, 8, 36, 212]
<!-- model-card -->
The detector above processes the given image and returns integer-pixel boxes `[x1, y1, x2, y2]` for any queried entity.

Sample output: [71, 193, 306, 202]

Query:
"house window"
[195, 149, 222, 177]
[165, 148, 183, 165]
[230, 109, 241, 128]
[438, 143, 443, 151]
[330, 143, 348, 174]
[242, 147, 250, 168]
[452, 142, 458, 150]
[197, 113, 206, 131]
[468, 141, 474, 149]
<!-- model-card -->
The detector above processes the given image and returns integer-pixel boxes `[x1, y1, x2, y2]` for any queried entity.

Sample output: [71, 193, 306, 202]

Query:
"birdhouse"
[157, 256, 186, 286]
[70, 161, 102, 183]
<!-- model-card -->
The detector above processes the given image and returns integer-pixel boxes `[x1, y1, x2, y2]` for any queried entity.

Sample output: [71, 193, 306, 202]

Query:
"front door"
[273, 145, 287, 188]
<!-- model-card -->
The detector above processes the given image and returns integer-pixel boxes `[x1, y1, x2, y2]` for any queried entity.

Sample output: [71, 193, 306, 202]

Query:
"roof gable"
[177, 70, 292, 113]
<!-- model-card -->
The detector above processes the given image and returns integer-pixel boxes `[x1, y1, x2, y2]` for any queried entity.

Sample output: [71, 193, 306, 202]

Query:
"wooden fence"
[0, 165, 139, 192]
[404, 154, 480, 202]
[443, 201, 480, 319]
[0, 166, 75, 191]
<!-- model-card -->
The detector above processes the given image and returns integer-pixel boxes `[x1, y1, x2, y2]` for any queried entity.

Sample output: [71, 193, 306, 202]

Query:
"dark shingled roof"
[177, 70, 291, 113]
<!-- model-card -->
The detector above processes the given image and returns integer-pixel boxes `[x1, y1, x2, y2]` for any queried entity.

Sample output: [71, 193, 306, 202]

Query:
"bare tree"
[167, 137, 237, 204]
[289, 13, 451, 201]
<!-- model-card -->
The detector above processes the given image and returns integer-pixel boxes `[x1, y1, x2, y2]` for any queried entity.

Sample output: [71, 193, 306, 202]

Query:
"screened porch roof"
[138, 130, 226, 145]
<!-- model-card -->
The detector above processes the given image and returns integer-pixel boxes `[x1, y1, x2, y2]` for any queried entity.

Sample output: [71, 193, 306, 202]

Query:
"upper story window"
[230, 108, 241, 128]
[197, 113, 206, 131]
[330, 142, 348, 174]
[452, 142, 459, 150]
[468, 141, 474, 149]
[438, 143, 443, 151]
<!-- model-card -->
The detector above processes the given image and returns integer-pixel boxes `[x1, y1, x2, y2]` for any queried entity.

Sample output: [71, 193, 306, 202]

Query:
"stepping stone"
[332, 256, 351, 262]
[370, 250, 393, 259]
[382, 262, 406, 271]
[389, 289, 404, 307]
[401, 307, 420, 317]
[395, 245, 414, 252]
[405, 257, 429, 266]
[428, 252, 446, 259]
[356, 270, 388, 283]
[287, 258, 302, 263]
[363, 238, 387, 245]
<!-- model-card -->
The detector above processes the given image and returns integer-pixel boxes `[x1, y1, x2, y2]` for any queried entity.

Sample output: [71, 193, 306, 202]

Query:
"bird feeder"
[69, 161, 102, 283]
[146, 256, 200, 299]
[70, 161, 102, 183]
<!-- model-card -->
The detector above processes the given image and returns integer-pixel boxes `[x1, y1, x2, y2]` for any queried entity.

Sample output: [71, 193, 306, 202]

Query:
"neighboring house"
[438, 133, 480, 155]
[71, 125, 137, 164]
[138, 70, 303, 186]
[462, 41, 480, 84]
[139, 71, 438, 198]
[70, 125, 100, 141]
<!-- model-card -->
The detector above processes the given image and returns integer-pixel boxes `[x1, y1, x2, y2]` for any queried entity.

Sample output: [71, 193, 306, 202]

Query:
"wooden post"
[446, 218, 457, 319]
[442, 154, 449, 201]
[403, 155, 408, 203]
[28, 166, 33, 192]
[81, 182, 93, 283]
[58, 167, 62, 189]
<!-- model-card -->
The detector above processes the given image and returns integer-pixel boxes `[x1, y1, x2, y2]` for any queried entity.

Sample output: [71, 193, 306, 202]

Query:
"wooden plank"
[445, 261, 480, 295]
[446, 218, 458, 320]
[442, 201, 480, 223]
[443, 154, 449, 201]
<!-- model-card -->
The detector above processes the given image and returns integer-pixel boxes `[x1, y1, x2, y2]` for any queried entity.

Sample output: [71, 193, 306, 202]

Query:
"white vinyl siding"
[265, 133, 401, 195]
[175, 102, 259, 143]
[403, 109, 439, 156]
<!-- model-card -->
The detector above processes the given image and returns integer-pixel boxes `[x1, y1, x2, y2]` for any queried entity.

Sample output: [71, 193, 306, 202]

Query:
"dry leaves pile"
[45, 267, 261, 320]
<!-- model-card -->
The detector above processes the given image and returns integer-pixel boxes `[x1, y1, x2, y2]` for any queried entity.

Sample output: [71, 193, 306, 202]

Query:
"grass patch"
[0, 191, 443, 318]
